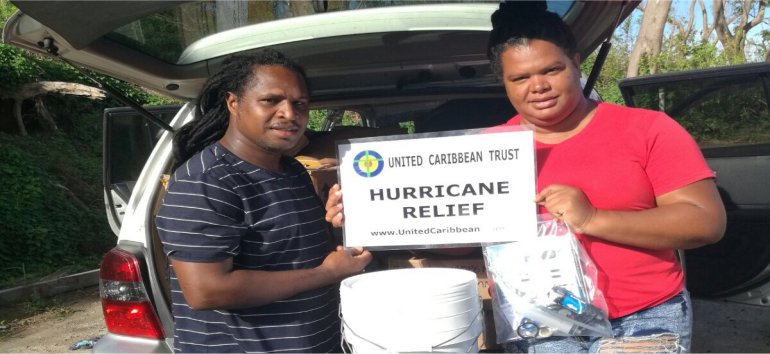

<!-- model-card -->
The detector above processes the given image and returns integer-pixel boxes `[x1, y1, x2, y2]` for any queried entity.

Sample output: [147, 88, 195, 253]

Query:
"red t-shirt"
[500, 102, 714, 319]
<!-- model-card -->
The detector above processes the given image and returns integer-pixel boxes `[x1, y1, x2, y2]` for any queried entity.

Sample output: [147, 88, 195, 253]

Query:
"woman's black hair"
[171, 48, 309, 168]
[487, 1, 578, 77]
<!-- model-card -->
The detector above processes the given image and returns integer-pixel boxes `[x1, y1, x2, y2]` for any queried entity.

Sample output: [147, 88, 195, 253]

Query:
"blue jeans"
[505, 290, 692, 353]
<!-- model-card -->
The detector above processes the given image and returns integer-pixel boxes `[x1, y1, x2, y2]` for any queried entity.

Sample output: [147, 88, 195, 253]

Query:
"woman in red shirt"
[326, 2, 725, 352]
[484, 1, 725, 352]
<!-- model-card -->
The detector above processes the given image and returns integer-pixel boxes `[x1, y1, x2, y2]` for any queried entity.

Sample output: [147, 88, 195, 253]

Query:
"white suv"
[4, 1, 638, 352]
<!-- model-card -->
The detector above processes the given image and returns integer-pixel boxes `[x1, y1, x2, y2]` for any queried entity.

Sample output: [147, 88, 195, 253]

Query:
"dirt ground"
[0, 286, 106, 353]
[0, 286, 768, 353]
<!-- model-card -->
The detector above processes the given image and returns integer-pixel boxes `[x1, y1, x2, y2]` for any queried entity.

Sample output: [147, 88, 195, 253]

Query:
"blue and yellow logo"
[353, 150, 384, 177]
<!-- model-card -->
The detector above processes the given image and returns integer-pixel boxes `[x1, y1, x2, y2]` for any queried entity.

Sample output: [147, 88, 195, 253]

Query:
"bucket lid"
[341, 268, 477, 296]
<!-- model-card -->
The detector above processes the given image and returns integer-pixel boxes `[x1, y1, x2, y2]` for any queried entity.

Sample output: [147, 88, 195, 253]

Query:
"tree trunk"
[668, 0, 696, 42]
[216, 0, 248, 31]
[713, 0, 765, 64]
[2, 81, 105, 136]
[699, 0, 716, 41]
[13, 98, 27, 136]
[15, 81, 106, 99]
[713, 0, 736, 61]
[627, 0, 673, 77]
[34, 96, 58, 132]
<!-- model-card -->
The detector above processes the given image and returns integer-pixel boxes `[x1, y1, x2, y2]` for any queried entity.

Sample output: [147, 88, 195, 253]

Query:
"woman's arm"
[536, 179, 726, 250]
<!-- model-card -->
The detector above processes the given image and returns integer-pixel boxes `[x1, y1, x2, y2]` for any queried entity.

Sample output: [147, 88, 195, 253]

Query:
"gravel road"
[0, 287, 767, 353]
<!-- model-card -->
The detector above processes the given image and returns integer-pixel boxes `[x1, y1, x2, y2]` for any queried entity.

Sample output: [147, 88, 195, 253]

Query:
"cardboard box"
[299, 126, 407, 159]
[305, 167, 341, 244]
[481, 299, 501, 351]
[298, 126, 406, 204]
[306, 166, 338, 205]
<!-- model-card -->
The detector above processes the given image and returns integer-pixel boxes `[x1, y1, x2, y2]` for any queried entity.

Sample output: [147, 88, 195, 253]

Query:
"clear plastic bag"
[482, 214, 612, 343]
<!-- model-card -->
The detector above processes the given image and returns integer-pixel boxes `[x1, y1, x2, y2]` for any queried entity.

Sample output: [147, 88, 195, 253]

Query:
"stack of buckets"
[340, 268, 483, 353]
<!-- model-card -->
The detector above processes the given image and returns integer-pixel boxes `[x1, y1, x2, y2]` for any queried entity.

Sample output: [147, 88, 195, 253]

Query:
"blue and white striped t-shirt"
[156, 142, 340, 353]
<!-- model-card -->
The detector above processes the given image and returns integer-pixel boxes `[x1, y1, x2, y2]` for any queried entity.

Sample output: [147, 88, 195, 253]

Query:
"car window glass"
[105, 106, 178, 184]
[104, 0, 573, 64]
[623, 74, 770, 148]
[308, 109, 364, 132]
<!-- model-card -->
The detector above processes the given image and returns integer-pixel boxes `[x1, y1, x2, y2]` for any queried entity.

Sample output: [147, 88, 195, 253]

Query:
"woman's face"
[500, 39, 585, 128]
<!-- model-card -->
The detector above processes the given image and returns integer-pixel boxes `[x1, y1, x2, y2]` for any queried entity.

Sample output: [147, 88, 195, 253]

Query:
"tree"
[4, 81, 105, 136]
[627, 0, 673, 77]
[698, 0, 718, 41]
[667, 0, 698, 43]
[712, 0, 766, 64]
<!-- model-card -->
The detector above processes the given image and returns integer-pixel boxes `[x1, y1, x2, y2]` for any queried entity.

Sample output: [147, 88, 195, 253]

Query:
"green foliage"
[631, 78, 770, 146]
[580, 9, 736, 106]
[399, 121, 415, 134]
[579, 14, 637, 105]
[107, 10, 183, 64]
[0, 0, 15, 23]
[308, 109, 327, 131]
[0, 131, 114, 286]
[581, 6, 770, 148]
[0, 40, 178, 107]
[340, 111, 361, 126]
[653, 36, 728, 73]
[581, 45, 632, 105]
[307, 109, 363, 132]
[0, 45, 41, 92]
[0, 0, 177, 286]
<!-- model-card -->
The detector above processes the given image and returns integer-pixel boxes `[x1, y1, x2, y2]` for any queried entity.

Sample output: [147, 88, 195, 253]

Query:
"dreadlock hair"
[487, 1, 578, 78]
[172, 48, 309, 169]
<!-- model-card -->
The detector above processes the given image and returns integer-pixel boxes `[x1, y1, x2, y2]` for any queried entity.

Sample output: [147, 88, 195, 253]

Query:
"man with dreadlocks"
[155, 49, 372, 353]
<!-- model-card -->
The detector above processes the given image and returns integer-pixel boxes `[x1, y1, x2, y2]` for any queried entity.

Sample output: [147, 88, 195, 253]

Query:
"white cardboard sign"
[337, 128, 537, 249]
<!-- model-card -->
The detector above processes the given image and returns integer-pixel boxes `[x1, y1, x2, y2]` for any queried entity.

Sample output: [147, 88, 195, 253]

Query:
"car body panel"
[103, 105, 182, 236]
[619, 63, 770, 306]
[95, 241, 174, 353]
[4, 1, 637, 101]
[92, 333, 171, 354]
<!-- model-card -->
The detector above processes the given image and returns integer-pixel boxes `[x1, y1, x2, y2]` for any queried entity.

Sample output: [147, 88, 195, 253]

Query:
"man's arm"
[172, 246, 371, 310]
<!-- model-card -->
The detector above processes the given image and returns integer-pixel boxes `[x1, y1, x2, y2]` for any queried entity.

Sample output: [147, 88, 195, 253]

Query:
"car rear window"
[104, 0, 574, 64]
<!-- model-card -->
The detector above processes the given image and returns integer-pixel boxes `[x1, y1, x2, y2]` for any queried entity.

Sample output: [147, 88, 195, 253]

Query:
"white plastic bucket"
[340, 268, 483, 353]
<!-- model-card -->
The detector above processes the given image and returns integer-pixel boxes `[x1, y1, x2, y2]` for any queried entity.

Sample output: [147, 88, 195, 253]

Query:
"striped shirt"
[156, 142, 340, 353]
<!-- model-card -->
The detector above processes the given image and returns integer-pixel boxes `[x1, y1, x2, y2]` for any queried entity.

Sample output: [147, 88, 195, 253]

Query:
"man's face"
[226, 65, 309, 156]
[500, 39, 583, 128]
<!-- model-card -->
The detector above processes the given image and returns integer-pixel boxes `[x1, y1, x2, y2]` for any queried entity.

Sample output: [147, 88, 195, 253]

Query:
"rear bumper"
[92, 333, 171, 353]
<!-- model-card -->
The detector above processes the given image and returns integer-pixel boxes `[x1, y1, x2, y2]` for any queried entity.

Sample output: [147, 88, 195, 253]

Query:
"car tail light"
[99, 248, 165, 339]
